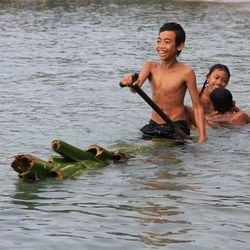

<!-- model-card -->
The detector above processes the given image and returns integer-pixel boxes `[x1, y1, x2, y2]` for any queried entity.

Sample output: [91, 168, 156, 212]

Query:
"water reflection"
[134, 164, 196, 246]
[11, 179, 66, 210]
[139, 230, 192, 246]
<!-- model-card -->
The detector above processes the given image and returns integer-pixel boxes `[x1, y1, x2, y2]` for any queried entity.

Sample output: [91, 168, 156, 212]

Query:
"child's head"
[206, 64, 230, 88]
[159, 22, 186, 56]
[210, 87, 233, 114]
[199, 64, 230, 97]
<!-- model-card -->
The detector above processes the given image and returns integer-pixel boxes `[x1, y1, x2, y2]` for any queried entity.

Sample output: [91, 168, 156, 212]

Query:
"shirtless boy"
[120, 22, 206, 143]
[206, 87, 250, 126]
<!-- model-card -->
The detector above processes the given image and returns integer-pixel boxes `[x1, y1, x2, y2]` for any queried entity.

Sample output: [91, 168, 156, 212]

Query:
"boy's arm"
[186, 68, 207, 143]
[119, 62, 152, 87]
[229, 111, 250, 125]
[205, 111, 250, 126]
[136, 62, 152, 87]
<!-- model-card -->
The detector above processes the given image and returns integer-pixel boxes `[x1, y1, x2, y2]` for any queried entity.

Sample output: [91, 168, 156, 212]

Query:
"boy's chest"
[151, 71, 186, 92]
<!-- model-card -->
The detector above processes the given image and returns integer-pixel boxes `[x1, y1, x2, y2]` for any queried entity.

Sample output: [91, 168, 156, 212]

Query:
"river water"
[0, 0, 249, 249]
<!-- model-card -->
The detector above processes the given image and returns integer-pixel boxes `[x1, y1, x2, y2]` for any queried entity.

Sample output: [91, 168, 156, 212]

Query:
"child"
[199, 64, 232, 113]
[120, 22, 206, 143]
[185, 64, 240, 126]
[206, 88, 250, 126]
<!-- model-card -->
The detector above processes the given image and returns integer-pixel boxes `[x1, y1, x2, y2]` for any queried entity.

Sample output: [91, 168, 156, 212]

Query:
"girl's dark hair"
[199, 64, 231, 97]
[210, 87, 233, 114]
[159, 22, 186, 56]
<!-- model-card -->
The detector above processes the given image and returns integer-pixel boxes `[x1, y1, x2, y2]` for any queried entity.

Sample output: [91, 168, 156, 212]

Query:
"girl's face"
[207, 69, 229, 91]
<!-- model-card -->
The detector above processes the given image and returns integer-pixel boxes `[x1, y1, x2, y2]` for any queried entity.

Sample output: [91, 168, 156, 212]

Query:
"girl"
[199, 64, 231, 113]
[186, 64, 237, 126]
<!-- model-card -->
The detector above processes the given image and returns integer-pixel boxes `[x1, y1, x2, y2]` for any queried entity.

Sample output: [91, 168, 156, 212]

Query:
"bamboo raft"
[11, 139, 129, 182]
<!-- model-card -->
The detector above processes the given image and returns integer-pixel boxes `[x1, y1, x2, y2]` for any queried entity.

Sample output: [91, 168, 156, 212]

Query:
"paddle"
[119, 73, 188, 141]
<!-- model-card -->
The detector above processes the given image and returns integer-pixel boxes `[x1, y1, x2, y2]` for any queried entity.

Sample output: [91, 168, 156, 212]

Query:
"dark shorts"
[140, 119, 190, 140]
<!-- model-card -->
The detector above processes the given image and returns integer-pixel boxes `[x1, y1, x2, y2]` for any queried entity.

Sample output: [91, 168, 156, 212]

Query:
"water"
[0, 0, 249, 249]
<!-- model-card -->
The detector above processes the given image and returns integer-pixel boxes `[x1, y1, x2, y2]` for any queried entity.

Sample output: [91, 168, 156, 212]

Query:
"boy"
[206, 87, 250, 126]
[120, 22, 206, 143]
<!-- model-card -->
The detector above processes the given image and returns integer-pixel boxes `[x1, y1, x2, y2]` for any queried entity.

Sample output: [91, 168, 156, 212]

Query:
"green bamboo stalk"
[50, 160, 108, 179]
[11, 141, 130, 182]
[51, 140, 96, 161]
[87, 144, 129, 163]
[48, 155, 86, 179]
[80, 160, 108, 169]
[11, 154, 54, 182]
[50, 162, 86, 179]
[48, 155, 76, 168]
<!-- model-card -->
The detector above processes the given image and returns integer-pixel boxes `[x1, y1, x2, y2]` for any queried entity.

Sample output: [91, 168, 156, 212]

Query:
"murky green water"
[0, 0, 249, 249]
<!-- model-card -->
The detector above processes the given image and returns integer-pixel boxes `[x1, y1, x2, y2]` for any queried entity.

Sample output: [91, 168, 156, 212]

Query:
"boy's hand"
[198, 135, 207, 143]
[120, 73, 134, 87]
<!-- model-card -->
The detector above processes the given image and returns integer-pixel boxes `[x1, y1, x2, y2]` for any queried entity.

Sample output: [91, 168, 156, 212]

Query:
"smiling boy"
[120, 22, 206, 143]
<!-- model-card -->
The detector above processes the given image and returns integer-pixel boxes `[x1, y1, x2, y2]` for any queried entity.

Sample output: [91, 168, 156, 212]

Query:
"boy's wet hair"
[199, 64, 231, 97]
[159, 22, 185, 56]
[210, 87, 233, 114]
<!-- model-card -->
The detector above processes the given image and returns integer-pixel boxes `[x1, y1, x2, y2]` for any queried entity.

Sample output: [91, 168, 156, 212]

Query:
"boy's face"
[155, 31, 184, 60]
[207, 69, 229, 91]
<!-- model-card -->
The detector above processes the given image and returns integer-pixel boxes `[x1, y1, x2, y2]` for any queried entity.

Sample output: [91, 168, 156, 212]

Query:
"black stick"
[120, 73, 188, 140]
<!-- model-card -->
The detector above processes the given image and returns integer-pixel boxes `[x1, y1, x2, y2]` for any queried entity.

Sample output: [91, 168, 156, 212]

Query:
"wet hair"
[210, 87, 233, 114]
[159, 22, 186, 56]
[199, 64, 231, 97]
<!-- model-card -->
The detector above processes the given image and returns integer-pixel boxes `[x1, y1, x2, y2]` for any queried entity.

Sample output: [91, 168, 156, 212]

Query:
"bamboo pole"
[51, 139, 96, 161]
[48, 155, 76, 168]
[52, 140, 129, 163]
[50, 162, 86, 180]
[87, 144, 129, 163]
[49, 160, 108, 179]
[11, 154, 54, 182]
[48, 155, 109, 179]
[11, 140, 130, 182]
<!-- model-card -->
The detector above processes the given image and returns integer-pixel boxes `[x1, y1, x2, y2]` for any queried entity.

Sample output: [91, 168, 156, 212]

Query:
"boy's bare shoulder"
[141, 61, 159, 71]
[178, 62, 195, 74]
[177, 63, 196, 86]
[206, 111, 250, 126]
[230, 111, 250, 125]
[143, 60, 159, 67]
